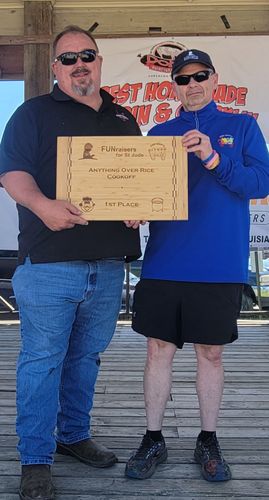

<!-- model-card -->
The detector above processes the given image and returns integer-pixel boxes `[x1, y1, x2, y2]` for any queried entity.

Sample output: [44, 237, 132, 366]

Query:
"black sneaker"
[125, 434, 168, 479]
[194, 434, 232, 482]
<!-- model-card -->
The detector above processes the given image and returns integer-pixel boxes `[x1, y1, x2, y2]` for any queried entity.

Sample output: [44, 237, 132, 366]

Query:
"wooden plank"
[53, 7, 269, 36]
[3, 407, 266, 423]
[1, 448, 269, 464]
[2, 476, 269, 496]
[0, 35, 52, 45]
[24, 1, 53, 99]
[0, 434, 268, 450]
[1, 461, 269, 480]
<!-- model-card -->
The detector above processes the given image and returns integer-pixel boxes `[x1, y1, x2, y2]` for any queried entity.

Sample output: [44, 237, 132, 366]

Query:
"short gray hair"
[53, 25, 98, 55]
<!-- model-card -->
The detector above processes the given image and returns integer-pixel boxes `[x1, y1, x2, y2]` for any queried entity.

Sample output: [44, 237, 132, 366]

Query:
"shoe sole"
[56, 444, 118, 468]
[125, 448, 168, 480]
[194, 451, 232, 482]
[19, 490, 55, 500]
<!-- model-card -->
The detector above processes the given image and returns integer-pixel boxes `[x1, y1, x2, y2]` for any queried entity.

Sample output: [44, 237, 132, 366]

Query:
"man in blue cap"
[125, 49, 269, 482]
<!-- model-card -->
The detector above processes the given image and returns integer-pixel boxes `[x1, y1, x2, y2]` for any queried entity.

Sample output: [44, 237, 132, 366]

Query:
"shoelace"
[135, 436, 156, 459]
[204, 436, 223, 461]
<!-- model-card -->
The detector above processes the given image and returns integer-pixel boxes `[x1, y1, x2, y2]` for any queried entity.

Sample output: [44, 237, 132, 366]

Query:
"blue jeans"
[12, 258, 124, 465]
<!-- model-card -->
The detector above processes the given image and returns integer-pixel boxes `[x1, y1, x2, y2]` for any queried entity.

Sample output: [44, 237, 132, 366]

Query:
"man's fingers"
[66, 203, 82, 215]
[182, 135, 202, 148]
[124, 220, 135, 227]
[124, 220, 141, 229]
[70, 216, 88, 226]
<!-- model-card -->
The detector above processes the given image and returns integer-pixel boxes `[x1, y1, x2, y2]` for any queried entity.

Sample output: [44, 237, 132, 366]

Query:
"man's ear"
[51, 62, 56, 76]
[212, 72, 219, 90]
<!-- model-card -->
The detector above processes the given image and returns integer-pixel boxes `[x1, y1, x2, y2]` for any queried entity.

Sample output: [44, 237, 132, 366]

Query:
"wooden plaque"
[56, 136, 188, 220]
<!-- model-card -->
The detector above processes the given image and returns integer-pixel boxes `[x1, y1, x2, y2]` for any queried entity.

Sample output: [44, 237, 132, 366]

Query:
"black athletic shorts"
[132, 279, 243, 349]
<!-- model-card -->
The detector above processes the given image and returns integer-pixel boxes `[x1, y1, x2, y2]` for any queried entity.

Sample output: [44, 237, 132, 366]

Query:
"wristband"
[206, 153, 220, 170]
[202, 150, 215, 165]
[204, 152, 218, 169]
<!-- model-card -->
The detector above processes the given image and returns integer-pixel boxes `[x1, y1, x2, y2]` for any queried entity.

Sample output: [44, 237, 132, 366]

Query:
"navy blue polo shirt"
[0, 84, 142, 264]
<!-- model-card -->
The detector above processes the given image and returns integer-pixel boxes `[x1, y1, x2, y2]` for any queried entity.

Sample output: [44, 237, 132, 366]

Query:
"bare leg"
[194, 344, 225, 431]
[125, 337, 175, 478]
[144, 338, 177, 430]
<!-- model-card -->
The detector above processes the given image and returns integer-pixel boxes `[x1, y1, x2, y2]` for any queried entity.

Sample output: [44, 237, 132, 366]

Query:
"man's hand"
[36, 199, 88, 231]
[182, 129, 213, 162]
[124, 220, 147, 229]
[0, 171, 88, 231]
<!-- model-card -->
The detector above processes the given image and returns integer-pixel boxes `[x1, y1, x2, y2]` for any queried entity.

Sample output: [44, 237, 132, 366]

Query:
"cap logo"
[183, 50, 199, 62]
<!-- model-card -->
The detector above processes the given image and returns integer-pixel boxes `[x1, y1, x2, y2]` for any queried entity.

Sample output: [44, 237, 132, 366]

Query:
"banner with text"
[100, 36, 269, 141]
[250, 196, 269, 250]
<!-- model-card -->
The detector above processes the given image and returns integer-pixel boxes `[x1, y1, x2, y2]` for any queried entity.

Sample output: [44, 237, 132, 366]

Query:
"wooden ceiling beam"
[0, 35, 51, 45]
[53, 8, 269, 36]
[0, 3, 269, 36]
[52, 1, 269, 6]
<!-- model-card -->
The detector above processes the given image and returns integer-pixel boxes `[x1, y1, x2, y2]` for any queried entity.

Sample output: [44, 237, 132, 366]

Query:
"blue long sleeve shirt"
[142, 101, 269, 283]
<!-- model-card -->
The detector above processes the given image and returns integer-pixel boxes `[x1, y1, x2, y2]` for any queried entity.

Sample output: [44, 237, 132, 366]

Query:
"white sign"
[0, 189, 18, 250]
[250, 196, 269, 249]
[100, 36, 269, 142]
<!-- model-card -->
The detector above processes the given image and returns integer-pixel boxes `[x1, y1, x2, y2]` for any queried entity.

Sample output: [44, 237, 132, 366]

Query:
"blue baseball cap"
[172, 49, 215, 78]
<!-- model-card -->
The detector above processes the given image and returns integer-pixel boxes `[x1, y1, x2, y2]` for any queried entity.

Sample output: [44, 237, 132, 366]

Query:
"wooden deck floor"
[0, 320, 268, 499]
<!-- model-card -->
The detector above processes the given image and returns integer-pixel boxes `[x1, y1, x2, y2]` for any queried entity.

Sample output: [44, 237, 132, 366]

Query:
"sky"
[0, 81, 24, 140]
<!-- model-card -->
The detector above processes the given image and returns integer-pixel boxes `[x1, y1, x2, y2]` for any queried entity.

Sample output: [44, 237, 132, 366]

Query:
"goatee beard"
[72, 83, 95, 97]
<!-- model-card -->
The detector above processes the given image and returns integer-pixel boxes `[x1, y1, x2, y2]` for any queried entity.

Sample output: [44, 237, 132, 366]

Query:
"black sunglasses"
[54, 49, 97, 66]
[174, 70, 214, 86]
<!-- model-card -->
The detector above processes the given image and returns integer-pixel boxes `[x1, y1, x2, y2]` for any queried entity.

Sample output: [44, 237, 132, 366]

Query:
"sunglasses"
[54, 49, 97, 66]
[174, 70, 214, 86]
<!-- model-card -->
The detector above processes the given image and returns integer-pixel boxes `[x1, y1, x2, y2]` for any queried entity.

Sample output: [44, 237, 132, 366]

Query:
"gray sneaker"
[194, 434, 232, 482]
[125, 434, 168, 479]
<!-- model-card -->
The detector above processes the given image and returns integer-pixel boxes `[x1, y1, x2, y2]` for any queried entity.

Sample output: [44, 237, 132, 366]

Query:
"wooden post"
[24, 1, 53, 100]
